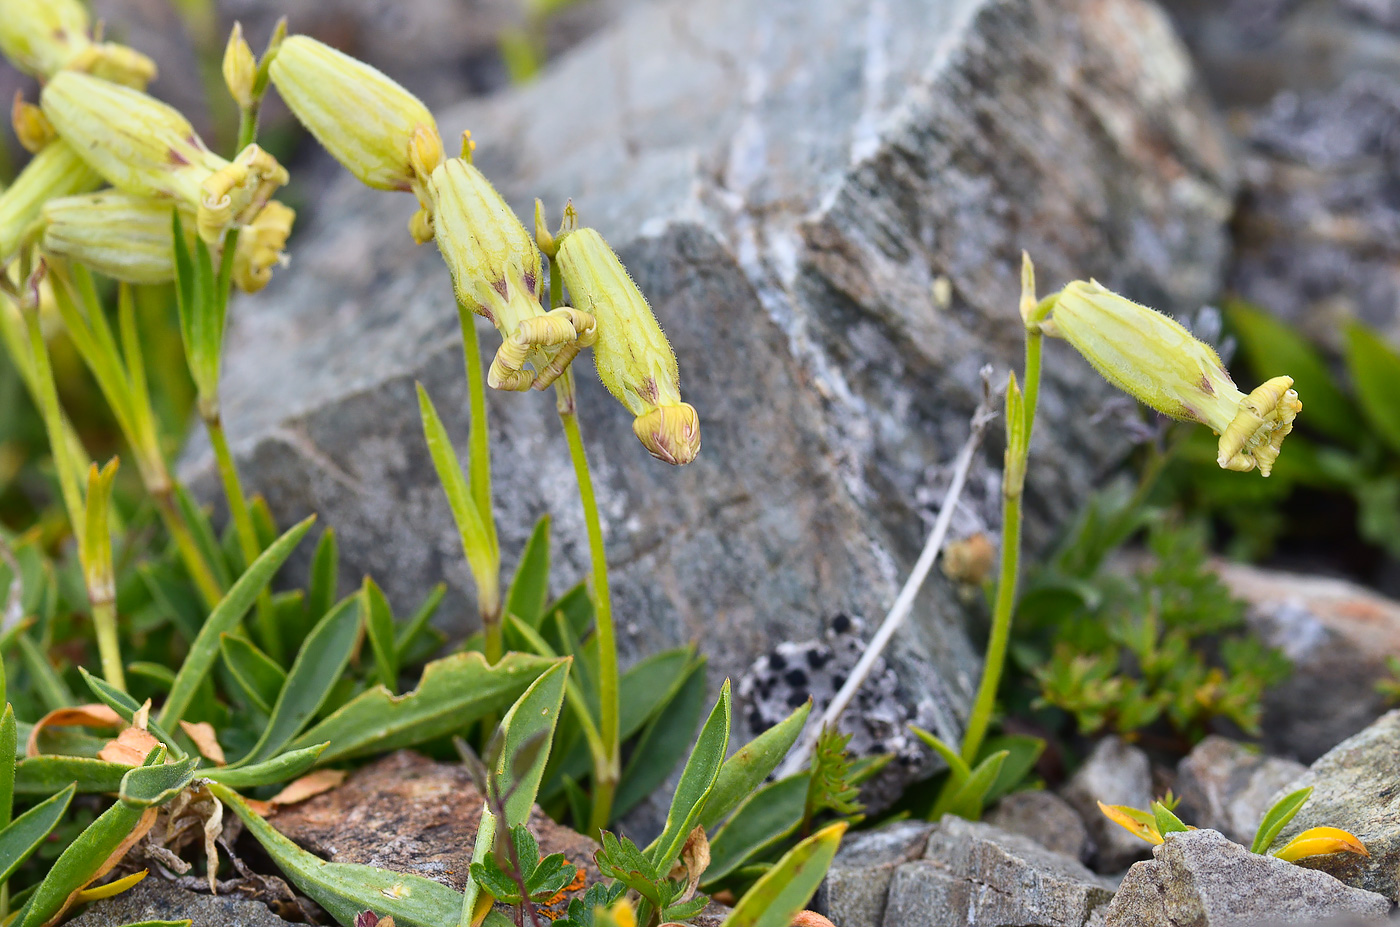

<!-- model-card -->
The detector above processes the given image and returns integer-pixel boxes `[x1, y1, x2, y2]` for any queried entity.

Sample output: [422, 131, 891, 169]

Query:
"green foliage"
[802, 728, 860, 829]
[469, 825, 578, 906]
[1018, 490, 1289, 741]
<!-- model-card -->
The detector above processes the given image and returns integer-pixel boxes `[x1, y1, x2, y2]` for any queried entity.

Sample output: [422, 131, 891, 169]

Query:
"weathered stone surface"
[1061, 737, 1155, 873]
[271, 750, 601, 898]
[67, 878, 295, 927]
[1175, 735, 1308, 845]
[1100, 829, 1392, 927]
[1216, 562, 1400, 762]
[884, 817, 1112, 927]
[986, 789, 1092, 862]
[1162, 0, 1400, 344]
[814, 819, 934, 927]
[1273, 710, 1400, 902]
[193, 0, 1236, 776]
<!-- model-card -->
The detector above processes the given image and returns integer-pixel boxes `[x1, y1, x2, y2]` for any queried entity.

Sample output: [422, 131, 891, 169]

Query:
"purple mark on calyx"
[1199, 374, 1215, 396]
[492, 277, 509, 299]
[523, 270, 537, 297]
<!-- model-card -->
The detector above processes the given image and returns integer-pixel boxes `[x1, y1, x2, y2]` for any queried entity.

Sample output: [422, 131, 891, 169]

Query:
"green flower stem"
[91, 600, 124, 692]
[545, 257, 620, 835]
[555, 372, 621, 837]
[151, 486, 225, 609]
[960, 289, 1056, 765]
[459, 299, 501, 663]
[206, 410, 277, 653]
[20, 311, 84, 538]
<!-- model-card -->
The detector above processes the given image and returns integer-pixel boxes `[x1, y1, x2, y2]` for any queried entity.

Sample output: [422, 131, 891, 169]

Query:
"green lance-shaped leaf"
[703, 774, 807, 888]
[305, 526, 340, 629]
[396, 582, 446, 660]
[237, 595, 361, 766]
[461, 659, 570, 924]
[220, 632, 287, 714]
[943, 749, 1008, 821]
[0, 705, 15, 828]
[203, 743, 328, 790]
[159, 514, 316, 729]
[14, 757, 127, 795]
[615, 657, 707, 819]
[213, 783, 463, 927]
[1344, 322, 1400, 455]
[0, 784, 75, 882]
[79, 668, 185, 760]
[504, 515, 551, 632]
[1152, 800, 1191, 839]
[702, 699, 812, 831]
[720, 821, 847, 927]
[289, 651, 556, 763]
[647, 680, 731, 872]
[363, 577, 399, 693]
[1252, 786, 1313, 855]
[417, 383, 498, 596]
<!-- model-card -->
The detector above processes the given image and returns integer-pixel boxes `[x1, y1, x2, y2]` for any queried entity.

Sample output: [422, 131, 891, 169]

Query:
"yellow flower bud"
[556, 228, 700, 465]
[41, 70, 224, 205]
[40, 191, 193, 284]
[0, 141, 101, 263]
[39, 191, 293, 292]
[10, 93, 54, 154]
[0, 0, 154, 87]
[222, 22, 257, 109]
[1046, 280, 1301, 476]
[429, 157, 546, 337]
[0, 0, 89, 79]
[269, 35, 441, 197]
[41, 72, 287, 243]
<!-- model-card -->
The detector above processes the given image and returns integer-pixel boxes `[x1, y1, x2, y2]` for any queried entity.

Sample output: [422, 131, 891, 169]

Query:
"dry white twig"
[778, 366, 1000, 777]
[0, 534, 22, 635]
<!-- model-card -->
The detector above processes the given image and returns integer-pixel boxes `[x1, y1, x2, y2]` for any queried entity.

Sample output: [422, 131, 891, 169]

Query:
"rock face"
[195, 0, 1237, 757]
[1273, 710, 1400, 902]
[815, 819, 934, 927]
[271, 751, 601, 900]
[1100, 829, 1392, 927]
[67, 878, 296, 927]
[1216, 562, 1400, 762]
[884, 817, 1113, 927]
[1061, 737, 1155, 872]
[986, 790, 1092, 862]
[1175, 735, 1308, 845]
[1161, 0, 1400, 344]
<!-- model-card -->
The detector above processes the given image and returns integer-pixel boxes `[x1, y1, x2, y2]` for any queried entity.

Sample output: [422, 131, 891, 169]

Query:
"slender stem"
[91, 600, 125, 691]
[207, 412, 278, 654]
[151, 487, 224, 609]
[960, 291, 1055, 764]
[21, 312, 84, 534]
[459, 300, 501, 629]
[555, 372, 620, 837]
[236, 102, 261, 153]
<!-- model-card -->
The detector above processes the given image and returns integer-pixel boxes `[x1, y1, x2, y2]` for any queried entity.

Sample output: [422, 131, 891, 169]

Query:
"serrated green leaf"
[289, 651, 554, 763]
[159, 515, 316, 729]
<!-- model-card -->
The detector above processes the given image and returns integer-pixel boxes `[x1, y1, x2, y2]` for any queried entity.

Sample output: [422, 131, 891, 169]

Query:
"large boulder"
[1100, 829, 1392, 927]
[193, 0, 1237, 758]
[1272, 710, 1400, 902]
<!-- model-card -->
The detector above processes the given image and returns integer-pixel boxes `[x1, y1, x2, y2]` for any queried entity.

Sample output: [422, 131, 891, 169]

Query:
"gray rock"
[67, 878, 295, 927]
[1216, 562, 1400, 763]
[884, 817, 1112, 927]
[1162, 0, 1400, 343]
[192, 0, 1237, 779]
[986, 790, 1092, 862]
[1100, 829, 1392, 927]
[1175, 735, 1308, 845]
[1273, 710, 1400, 902]
[1061, 737, 1155, 872]
[814, 819, 934, 927]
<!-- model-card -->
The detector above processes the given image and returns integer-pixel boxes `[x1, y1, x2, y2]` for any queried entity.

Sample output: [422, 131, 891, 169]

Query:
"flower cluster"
[268, 37, 700, 464]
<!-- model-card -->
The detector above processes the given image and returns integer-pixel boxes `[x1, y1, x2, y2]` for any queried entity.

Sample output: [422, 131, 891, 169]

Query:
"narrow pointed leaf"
[1273, 827, 1369, 862]
[203, 743, 327, 790]
[1252, 786, 1313, 855]
[363, 578, 399, 693]
[720, 821, 847, 927]
[505, 515, 551, 631]
[702, 700, 811, 830]
[0, 783, 74, 881]
[648, 680, 732, 871]
[219, 633, 287, 714]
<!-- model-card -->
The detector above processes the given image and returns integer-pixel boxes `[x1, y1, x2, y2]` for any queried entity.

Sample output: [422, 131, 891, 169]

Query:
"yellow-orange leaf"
[179, 720, 226, 765]
[98, 726, 161, 767]
[26, 704, 123, 757]
[1098, 801, 1163, 845]
[267, 769, 345, 806]
[71, 869, 147, 903]
[1274, 827, 1369, 863]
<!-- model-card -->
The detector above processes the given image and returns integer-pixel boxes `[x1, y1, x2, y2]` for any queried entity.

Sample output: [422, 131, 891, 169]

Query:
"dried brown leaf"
[179, 720, 227, 765]
[26, 704, 123, 756]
